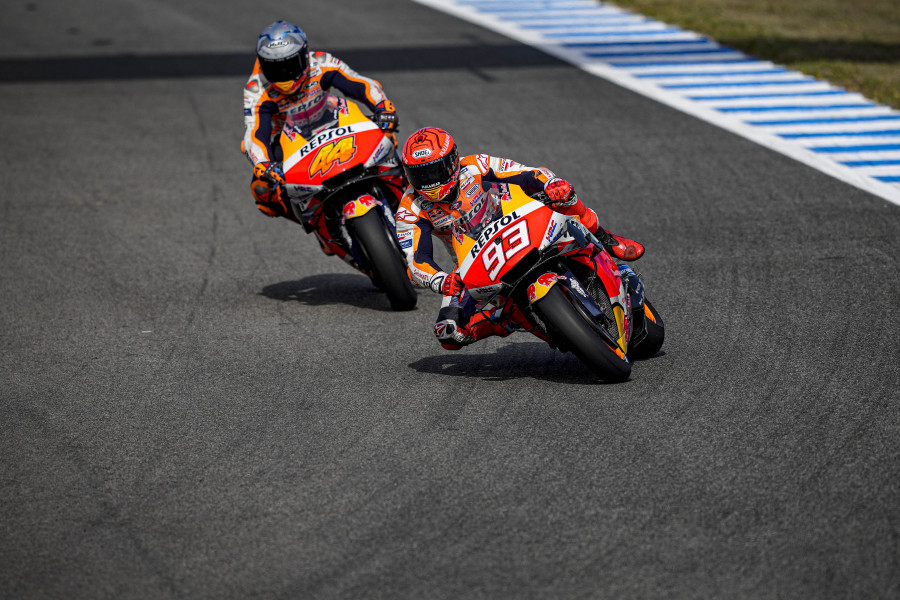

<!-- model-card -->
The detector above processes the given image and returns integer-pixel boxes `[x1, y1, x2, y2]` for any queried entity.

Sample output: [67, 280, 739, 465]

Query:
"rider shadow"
[409, 341, 623, 384]
[260, 273, 414, 311]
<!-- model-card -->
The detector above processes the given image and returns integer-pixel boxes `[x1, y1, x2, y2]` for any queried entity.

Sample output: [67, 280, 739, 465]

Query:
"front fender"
[342, 194, 381, 222]
[527, 272, 561, 304]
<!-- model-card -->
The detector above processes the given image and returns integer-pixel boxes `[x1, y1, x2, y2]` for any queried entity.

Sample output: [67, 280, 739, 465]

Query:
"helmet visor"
[260, 51, 309, 83]
[403, 147, 459, 192]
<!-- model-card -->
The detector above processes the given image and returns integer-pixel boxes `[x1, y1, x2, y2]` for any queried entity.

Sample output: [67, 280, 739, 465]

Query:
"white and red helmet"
[400, 127, 460, 203]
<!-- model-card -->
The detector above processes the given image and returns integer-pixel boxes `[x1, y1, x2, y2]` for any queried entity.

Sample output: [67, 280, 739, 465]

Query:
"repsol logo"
[470, 211, 522, 258]
[298, 125, 358, 158]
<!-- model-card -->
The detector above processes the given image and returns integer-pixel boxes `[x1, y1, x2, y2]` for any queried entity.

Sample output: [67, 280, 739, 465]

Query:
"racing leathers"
[241, 50, 392, 229]
[395, 154, 606, 350]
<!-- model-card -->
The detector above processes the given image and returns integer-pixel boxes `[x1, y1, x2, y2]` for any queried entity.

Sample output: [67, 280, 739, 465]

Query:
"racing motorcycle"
[278, 97, 417, 311]
[449, 182, 664, 382]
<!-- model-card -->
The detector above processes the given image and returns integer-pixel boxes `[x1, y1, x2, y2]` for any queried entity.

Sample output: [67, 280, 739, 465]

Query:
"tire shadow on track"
[259, 274, 419, 311]
[408, 341, 628, 384]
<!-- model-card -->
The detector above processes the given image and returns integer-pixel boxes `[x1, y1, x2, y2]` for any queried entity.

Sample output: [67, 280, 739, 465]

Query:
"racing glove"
[372, 100, 399, 132]
[430, 272, 464, 296]
[543, 177, 577, 208]
[254, 161, 285, 186]
[252, 162, 294, 221]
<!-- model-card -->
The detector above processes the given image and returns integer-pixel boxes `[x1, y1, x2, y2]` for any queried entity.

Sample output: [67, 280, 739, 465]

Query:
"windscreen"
[451, 187, 502, 240]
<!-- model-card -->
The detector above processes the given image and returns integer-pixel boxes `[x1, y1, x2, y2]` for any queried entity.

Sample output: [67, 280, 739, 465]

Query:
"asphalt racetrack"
[2, 1, 898, 598]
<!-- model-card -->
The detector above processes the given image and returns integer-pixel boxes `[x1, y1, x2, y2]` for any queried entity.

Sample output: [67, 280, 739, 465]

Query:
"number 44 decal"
[481, 220, 530, 280]
[309, 136, 356, 178]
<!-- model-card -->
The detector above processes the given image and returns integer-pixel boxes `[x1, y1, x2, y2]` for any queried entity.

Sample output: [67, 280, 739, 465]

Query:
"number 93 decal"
[481, 220, 529, 280]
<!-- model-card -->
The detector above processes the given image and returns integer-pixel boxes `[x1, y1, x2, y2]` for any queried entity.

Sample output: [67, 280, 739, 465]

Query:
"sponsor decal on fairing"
[544, 220, 559, 244]
[365, 137, 393, 167]
[309, 136, 357, 178]
[284, 183, 321, 201]
[283, 121, 378, 172]
[469, 210, 523, 258]
[469, 284, 502, 299]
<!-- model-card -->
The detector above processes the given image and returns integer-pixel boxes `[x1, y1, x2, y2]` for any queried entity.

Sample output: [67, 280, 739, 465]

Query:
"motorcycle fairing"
[280, 100, 383, 184]
[451, 182, 635, 354]
[454, 196, 556, 290]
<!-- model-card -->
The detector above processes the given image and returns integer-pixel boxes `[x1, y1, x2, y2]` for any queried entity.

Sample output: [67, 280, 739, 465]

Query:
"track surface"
[1, 1, 898, 598]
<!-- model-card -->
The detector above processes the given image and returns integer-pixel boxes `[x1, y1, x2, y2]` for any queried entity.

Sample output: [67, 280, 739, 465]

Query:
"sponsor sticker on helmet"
[413, 148, 432, 159]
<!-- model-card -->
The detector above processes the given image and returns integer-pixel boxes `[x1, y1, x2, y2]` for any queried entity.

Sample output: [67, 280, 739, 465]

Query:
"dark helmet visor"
[260, 51, 309, 82]
[403, 147, 459, 191]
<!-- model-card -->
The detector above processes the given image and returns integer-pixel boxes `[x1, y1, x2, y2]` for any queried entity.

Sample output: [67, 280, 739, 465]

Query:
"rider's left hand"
[373, 100, 399, 132]
[255, 161, 285, 186]
[544, 177, 576, 207]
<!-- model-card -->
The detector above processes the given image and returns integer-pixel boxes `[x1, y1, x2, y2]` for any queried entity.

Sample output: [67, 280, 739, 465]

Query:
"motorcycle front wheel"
[532, 284, 631, 383]
[347, 209, 417, 311]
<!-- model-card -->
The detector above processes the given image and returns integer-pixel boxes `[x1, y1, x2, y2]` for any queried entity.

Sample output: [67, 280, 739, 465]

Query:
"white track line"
[412, 0, 900, 206]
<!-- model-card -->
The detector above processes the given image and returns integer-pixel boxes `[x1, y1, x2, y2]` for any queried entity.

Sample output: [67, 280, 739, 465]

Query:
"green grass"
[608, 0, 900, 109]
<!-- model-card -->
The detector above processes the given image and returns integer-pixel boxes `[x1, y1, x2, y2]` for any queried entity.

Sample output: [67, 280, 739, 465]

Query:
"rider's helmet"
[400, 127, 460, 203]
[256, 21, 310, 95]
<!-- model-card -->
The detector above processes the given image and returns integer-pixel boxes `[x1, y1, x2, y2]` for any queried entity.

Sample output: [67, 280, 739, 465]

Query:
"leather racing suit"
[395, 154, 601, 350]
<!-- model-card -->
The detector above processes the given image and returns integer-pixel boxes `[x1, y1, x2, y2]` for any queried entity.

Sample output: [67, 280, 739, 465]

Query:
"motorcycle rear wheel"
[348, 210, 417, 311]
[532, 284, 631, 382]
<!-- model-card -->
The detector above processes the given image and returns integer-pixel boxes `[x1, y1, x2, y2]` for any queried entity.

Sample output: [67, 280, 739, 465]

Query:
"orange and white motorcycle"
[449, 182, 664, 382]
[278, 97, 417, 311]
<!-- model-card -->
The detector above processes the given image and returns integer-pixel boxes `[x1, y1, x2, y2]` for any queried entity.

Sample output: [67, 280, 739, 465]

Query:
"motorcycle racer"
[396, 126, 645, 350]
[241, 20, 399, 255]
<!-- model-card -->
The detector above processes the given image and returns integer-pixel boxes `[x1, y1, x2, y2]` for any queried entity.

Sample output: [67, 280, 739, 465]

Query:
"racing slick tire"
[348, 209, 417, 311]
[533, 284, 631, 383]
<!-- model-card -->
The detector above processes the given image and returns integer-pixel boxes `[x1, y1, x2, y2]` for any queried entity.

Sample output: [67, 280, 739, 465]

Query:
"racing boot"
[596, 226, 644, 261]
[463, 309, 513, 342]
[434, 306, 511, 350]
